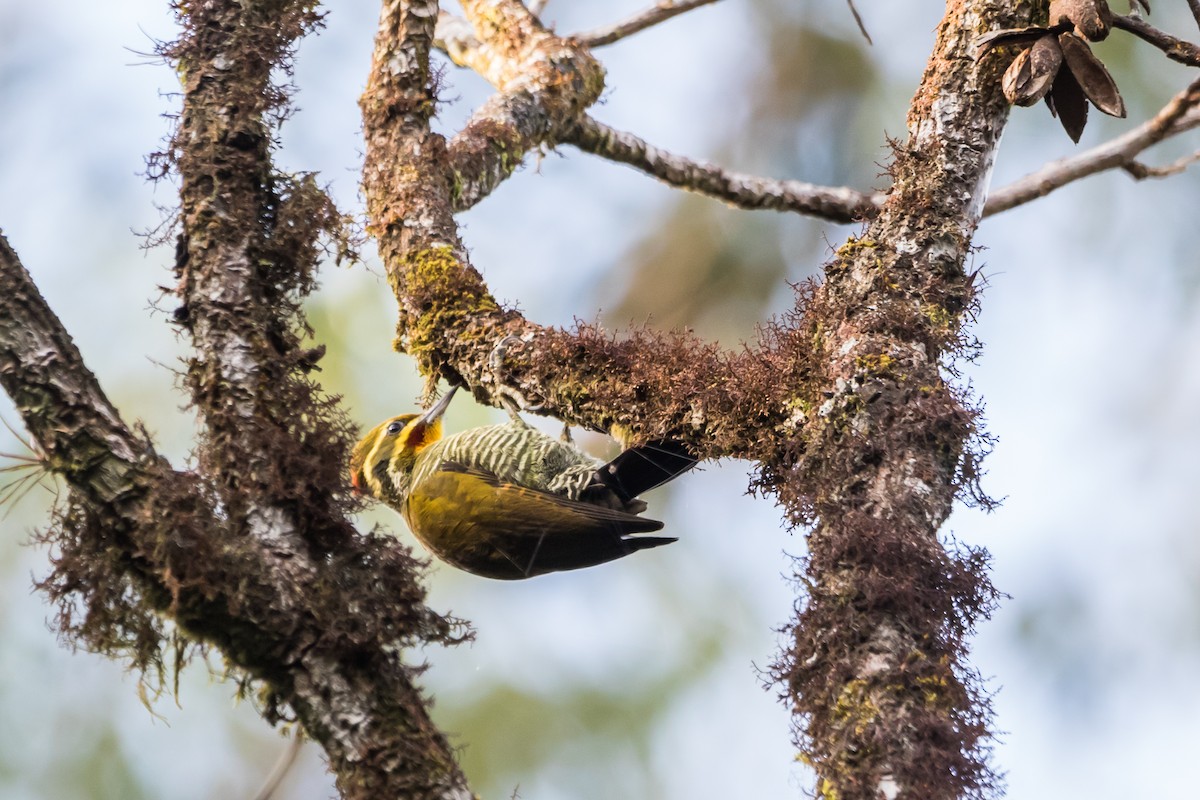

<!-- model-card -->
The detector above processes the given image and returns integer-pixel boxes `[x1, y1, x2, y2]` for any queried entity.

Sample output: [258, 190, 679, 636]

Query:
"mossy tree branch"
[761, 1, 1030, 795]
[3, 0, 474, 796]
[163, 1, 471, 796]
[12, 0, 1194, 795]
[2, 227, 467, 800]
[441, 1, 607, 211]
[365, 0, 765, 455]
[365, 1, 1032, 797]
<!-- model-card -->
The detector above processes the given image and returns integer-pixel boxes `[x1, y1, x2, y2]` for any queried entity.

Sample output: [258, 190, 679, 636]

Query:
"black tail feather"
[597, 440, 698, 504]
[624, 535, 677, 552]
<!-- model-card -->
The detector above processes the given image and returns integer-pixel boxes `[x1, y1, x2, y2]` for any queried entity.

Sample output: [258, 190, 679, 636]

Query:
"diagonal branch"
[0, 231, 159, 502]
[440, 4, 606, 211]
[437, 9, 880, 224]
[573, 0, 724, 48]
[1123, 147, 1200, 177]
[2, 225, 469, 800]
[368, 3, 788, 458]
[1113, 13, 1200, 67]
[986, 77, 1200, 215]
[845, 0, 873, 45]
[563, 115, 882, 223]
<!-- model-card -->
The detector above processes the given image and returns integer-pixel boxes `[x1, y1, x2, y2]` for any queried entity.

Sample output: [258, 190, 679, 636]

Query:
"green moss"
[810, 320, 825, 352]
[784, 395, 813, 419]
[403, 244, 459, 287]
[915, 673, 951, 708]
[921, 302, 955, 335]
[398, 245, 501, 364]
[581, 62, 607, 101]
[821, 392, 866, 436]
[854, 352, 895, 375]
[832, 678, 879, 737]
[494, 140, 516, 174]
[835, 236, 878, 260]
[828, 236, 881, 277]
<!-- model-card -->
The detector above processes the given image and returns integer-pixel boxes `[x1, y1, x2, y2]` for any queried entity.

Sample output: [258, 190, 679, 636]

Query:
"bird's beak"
[417, 385, 458, 427]
[400, 385, 458, 451]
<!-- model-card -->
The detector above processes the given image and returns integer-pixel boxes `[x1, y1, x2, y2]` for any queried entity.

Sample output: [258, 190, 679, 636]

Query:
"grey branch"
[0, 230, 158, 501]
[1123, 148, 1200, 178]
[985, 77, 1200, 216]
[1112, 14, 1200, 67]
[436, 9, 878, 223]
[1186, 0, 1200, 33]
[563, 115, 882, 223]
[437, 6, 606, 212]
[574, 0, 724, 48]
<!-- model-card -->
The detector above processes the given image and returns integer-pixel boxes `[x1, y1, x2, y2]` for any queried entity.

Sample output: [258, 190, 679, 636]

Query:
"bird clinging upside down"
[349, 386, 697, 580]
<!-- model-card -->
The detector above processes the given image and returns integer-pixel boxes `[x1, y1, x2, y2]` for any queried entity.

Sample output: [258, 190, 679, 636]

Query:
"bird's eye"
[386, 421, 404, 435]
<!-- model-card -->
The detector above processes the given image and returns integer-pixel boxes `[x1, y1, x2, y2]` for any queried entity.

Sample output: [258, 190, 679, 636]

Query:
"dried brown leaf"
[975, 26, 1052, 60]
[1003, 36, 1063, 106]
[1059, 31, 1126, 118]
[1047, 66, 1090, 142]
[1050, 0, 1114, 41]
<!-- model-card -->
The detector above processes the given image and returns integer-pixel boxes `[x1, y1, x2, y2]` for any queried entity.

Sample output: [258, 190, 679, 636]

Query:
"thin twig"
[1188, 0, 1200, 33]
[574, 0, 724, 48]
[1112, 14, 1200, 67]
[0, 463, 51, 518]
[846, 0, 873, 45]
[563, 115, 881, 223]
[250, 733, 305, 800]
[437, 5, 878, 222]
[985, 77, 1200, 216]
[1122, 148, 1200, 178]
[0, 413, 34, 449]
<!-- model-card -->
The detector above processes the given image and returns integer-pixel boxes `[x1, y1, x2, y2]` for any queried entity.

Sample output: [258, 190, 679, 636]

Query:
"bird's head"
[349, 387, 457, 503]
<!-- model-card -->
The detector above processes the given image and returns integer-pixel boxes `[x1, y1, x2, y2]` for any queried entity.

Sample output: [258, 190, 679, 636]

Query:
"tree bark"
[0, 0, 1083, 797]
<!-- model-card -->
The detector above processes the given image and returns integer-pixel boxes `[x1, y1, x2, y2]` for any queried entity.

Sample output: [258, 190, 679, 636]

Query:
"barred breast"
[410, 423, 601, 500]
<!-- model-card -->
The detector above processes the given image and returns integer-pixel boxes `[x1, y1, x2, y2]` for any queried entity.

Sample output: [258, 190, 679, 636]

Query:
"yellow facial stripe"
[362, 423, 396, 497]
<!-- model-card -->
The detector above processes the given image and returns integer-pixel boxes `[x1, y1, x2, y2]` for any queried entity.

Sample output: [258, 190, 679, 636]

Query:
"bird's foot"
[489, 335, 542, 426]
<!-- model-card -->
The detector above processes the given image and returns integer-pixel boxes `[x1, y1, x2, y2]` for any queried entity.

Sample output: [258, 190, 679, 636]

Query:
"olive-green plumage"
[350, 387, 696, 580]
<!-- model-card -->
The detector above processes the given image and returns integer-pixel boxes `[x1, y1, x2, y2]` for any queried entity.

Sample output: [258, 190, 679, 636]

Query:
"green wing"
[404, 462, 675, 580]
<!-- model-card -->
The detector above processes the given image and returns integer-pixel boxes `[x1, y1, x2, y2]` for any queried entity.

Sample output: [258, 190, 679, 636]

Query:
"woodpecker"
[349, 386, 697, 580]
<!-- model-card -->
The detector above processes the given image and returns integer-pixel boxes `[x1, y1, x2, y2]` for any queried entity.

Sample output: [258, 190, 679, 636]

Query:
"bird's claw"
[489, 335, 539, 426]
